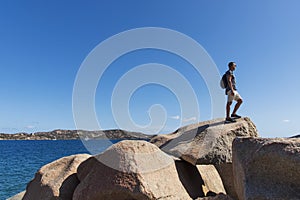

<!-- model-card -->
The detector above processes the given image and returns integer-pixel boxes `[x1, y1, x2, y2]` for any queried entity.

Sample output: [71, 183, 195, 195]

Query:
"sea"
[0, 139, 123, 200]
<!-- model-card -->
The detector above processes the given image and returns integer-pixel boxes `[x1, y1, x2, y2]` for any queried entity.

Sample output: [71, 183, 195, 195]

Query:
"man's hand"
[231, 90, 236, 96]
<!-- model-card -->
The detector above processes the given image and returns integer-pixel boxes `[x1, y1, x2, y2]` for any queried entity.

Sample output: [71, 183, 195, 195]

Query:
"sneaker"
[226, 117, 236, 123]
[231, 114, 241, 118]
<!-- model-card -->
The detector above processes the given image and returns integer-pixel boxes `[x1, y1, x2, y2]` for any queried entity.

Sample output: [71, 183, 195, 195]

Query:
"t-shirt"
[225, 70, 237, 94]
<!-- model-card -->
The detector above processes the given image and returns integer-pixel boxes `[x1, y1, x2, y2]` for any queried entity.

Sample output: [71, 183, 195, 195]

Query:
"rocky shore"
[0, 129, 152, 140]
[8, 117, 300, 200]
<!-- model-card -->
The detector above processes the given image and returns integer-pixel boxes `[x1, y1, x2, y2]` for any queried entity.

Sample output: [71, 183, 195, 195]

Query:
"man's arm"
[227, 75, 235, 95]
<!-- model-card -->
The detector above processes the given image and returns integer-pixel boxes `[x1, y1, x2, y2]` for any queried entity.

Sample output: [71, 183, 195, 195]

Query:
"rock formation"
[7, 117, 300, 200]
[150, 117, 258, 199]
[17, 139, 231, 200]
[73, 140, 191, 200]
[150, 117, 258, 165]
[23, 154, 90, 200]
[233, 137, 300, 200]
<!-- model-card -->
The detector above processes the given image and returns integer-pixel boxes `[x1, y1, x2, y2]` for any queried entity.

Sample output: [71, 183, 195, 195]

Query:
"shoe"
[226, 117, 236, 123]
[231, 114, 241, 118]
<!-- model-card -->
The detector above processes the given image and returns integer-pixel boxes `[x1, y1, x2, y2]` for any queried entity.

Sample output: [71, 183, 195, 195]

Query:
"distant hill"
[0, 129, 153, 140]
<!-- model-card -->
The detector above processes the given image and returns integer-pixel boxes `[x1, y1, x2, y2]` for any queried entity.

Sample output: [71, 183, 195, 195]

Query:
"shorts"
[227, 90, 242, 103]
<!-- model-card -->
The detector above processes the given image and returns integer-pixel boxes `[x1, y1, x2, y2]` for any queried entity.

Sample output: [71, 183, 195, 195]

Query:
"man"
[225, 62, 243, 122]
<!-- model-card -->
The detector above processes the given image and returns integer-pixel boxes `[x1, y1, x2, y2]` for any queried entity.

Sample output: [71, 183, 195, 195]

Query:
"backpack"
[220, 73, 228, 89]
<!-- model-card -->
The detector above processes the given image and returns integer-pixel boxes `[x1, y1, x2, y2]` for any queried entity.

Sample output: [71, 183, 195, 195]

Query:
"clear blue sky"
[0, 0, 299, 137]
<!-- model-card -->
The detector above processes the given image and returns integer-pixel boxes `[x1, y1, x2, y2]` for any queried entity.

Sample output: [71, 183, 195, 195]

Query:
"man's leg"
[232, 99, 243, 116]
[226, 90, 234, 119]
[226, 101, 232, 119]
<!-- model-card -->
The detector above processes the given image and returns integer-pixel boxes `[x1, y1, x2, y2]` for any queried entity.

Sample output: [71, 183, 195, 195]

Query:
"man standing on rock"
[225, 62, 243, 122]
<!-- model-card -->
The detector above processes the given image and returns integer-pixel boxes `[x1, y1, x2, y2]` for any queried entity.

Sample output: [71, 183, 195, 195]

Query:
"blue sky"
[0, 0, 299, 137]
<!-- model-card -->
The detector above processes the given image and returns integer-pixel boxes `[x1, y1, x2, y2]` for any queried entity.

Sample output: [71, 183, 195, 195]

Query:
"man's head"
[228, 62, 236, 71]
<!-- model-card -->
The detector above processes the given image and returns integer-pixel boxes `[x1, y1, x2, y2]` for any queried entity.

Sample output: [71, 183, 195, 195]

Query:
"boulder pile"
[9, 117, 300, 200]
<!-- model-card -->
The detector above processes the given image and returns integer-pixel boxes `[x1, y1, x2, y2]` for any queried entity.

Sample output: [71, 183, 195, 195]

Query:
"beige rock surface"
[6, 191, 25, 200]
[233, 137, 300, 200]
[151, 117, 258, 199]
[23, 154, 90, 200]
[173, 161, 226, 199]
[173, 160, 205, 199]
[73, 140, 191, 200]
[214, 163, 238, 200]
[196, 165, 226, 195]
[151, 117, 258, 165]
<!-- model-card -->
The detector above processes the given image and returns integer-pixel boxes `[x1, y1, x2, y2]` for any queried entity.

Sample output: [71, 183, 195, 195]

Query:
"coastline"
[0, 129, 153, 140]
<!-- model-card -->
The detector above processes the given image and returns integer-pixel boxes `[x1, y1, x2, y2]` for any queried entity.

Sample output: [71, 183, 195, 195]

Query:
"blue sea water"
[0, 140, 122, 200]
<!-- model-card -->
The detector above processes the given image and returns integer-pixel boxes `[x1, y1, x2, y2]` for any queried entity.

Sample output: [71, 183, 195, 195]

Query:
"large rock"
[151, 117, 258, 199]
[150, 117, 258, 165]
[73, 140, 191, 200]
[233, 137, 300, 200]
[23, 154, 90, 200]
